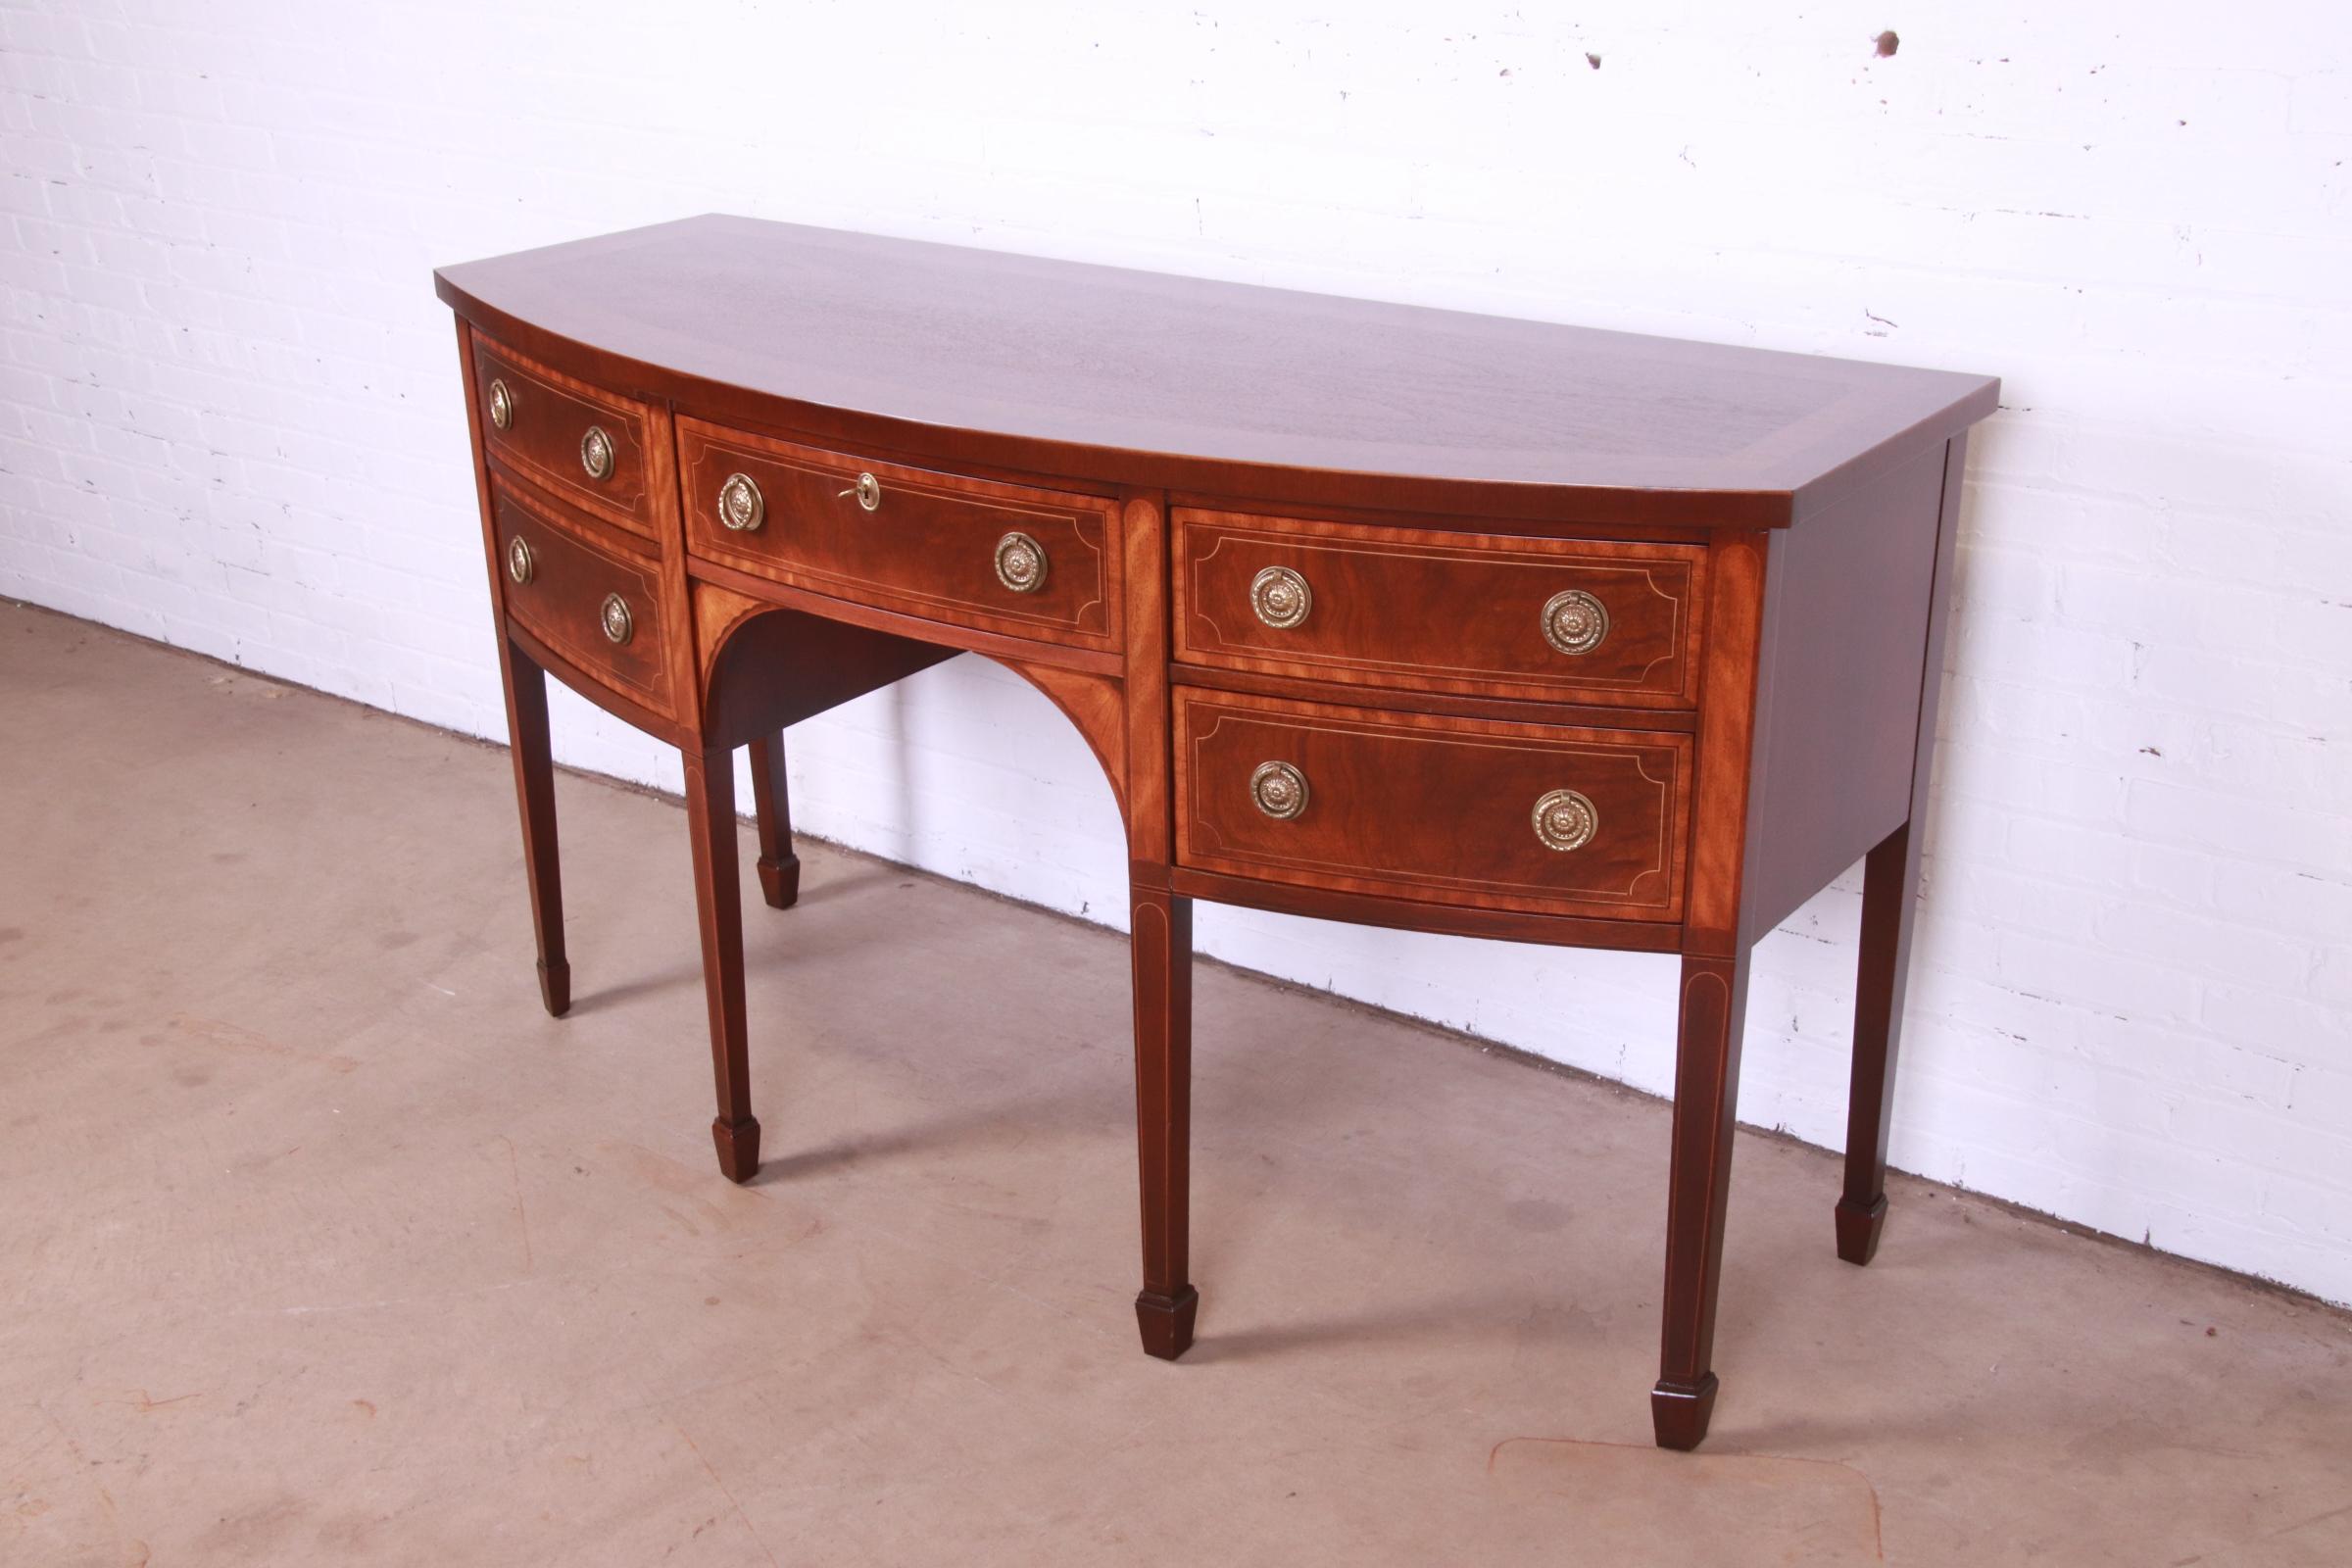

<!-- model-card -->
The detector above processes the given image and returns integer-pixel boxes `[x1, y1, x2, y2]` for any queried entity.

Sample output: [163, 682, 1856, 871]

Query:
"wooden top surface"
[436, 215, 1996, 528]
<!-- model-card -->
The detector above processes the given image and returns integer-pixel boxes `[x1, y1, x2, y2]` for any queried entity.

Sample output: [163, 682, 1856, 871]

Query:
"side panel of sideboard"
[1740, 440, 1955, 944]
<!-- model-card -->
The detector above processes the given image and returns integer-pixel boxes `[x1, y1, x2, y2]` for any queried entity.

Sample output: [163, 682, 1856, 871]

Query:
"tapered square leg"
[747, 731, 801, 910]
[1838, 821, 1921, 1265]
[1650, 1373, 1720, 1452]
[684, 744, 760, 1183]
[1135, 1285, 1199, 1360]
[1835, 1194, 1889, 1265]
[500, 644, 568, 1018]
[711, 1114, 761, 1183]
[535, 957, 569, 1018]
[1130, 887, 1196, 1359]
[1838, 432, 1966, 1266]
[1652, 951, 1751, 1450]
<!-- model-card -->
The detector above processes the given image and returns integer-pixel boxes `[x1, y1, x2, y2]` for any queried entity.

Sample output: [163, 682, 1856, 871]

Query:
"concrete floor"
[2, 600, 2347, 1567]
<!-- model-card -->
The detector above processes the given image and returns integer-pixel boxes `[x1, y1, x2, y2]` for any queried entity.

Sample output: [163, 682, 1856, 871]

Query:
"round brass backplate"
[1250, 564, 1312, 629]
[1250, 760, 1309, 820]
[580, 424, 615, 481]
[995, 531, 1049, 594]
[1541, 589, 1609, 656]
[1532, 788, 1597, 852]
[717, 471, 764, 531]
[599, 592, 634, 646]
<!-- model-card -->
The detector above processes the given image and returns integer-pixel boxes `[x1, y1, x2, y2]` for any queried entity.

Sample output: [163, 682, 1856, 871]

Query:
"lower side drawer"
[1174, 689, 1690, 921]
[494, 484, 674, 718]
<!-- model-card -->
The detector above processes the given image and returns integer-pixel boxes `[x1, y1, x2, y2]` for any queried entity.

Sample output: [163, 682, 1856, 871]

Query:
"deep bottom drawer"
[495, 484, 674, 717]
[1174, 689, 1690, 920]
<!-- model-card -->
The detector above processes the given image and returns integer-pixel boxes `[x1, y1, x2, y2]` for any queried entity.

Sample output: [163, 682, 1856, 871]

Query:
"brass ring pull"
[487, 377, 513, 431]
[580, 425, 615, 481]
[1532, 788, 1597, 852]
[994, 531, 1048, 594]
[505, 536, 533, 586]
[1250, 564, 1312, 629]
[1541, 589, 1609, 656]
[1250, 760, 1308, 820]
[839, 471, 881, 512]
[716, 472, 764, 532]
[599, 592, 634, 646]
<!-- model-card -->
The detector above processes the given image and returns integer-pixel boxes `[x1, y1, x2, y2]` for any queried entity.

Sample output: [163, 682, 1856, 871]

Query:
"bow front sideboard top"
[434, 216, 1997, 1450]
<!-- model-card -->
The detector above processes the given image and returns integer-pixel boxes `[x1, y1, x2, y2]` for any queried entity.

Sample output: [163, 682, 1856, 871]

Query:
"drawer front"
[494, 484, 674, 715]
[680, 418, 1119, 650]
[1174, 511, 1705, 707]
[1175, 690, 1690, 920]
[473, 338, 659, 540]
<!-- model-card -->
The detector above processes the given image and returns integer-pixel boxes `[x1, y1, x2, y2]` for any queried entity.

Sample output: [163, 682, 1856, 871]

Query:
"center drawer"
[1174, 510, 1706, 707]
[679, 418, 1121, 651]
[1174, 689, 1691, 921]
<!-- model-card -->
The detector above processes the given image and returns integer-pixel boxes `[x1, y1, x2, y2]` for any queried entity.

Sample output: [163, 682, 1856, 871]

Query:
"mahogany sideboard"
[434, 216, 1996, 1450]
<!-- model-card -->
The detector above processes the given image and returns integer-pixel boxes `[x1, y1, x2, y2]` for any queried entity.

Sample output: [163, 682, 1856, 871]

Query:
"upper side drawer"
[471, 337, 661, 541]
[678, 417, 1121, 651]
[1173, 510, 1706, 707]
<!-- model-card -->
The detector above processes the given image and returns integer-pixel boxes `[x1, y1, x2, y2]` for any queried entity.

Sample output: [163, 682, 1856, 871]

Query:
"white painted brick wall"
[5, 1, 2349, 1300]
